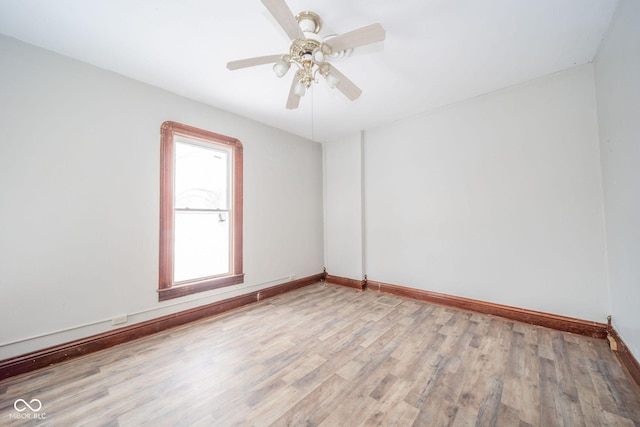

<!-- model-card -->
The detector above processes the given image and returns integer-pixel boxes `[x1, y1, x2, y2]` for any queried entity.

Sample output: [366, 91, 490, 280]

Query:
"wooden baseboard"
[608, 327, 640, 388]
[367, 280, 608, 339]
[0, 273, 324, 382]
[325, 274, 365, 290]
[254, 274, 325, 300]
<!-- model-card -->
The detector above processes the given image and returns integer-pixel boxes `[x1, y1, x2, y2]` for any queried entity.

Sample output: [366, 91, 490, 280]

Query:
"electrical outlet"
[111, 315, 128, 325]
[289, 274, 296, 281]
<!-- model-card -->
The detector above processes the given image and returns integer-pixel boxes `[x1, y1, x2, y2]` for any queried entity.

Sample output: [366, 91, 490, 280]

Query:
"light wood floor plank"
[1, 283, 638, 426]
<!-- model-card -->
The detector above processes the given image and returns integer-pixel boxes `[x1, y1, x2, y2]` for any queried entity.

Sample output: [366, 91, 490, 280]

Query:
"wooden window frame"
[159, 121, 243, 301]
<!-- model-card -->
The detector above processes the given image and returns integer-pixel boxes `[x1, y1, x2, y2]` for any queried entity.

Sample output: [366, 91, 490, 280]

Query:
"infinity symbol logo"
[14, 398, 42, 412]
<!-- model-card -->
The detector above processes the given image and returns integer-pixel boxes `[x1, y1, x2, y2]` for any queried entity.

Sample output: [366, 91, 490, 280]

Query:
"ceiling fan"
[227, 0, 385, 109]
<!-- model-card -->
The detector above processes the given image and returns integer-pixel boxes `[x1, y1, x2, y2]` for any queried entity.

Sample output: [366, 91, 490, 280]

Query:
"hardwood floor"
[1, 283, 639, 426]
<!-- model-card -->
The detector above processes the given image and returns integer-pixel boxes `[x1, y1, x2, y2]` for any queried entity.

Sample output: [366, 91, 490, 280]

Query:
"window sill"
[158, 274, 245, 301]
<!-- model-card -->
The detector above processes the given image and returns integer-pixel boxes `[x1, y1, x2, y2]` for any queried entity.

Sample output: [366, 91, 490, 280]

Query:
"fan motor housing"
[290, 38, 323, 60]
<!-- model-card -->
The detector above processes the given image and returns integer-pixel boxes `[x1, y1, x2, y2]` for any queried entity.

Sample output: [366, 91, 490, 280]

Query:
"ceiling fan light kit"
[227, 0, 385, 109]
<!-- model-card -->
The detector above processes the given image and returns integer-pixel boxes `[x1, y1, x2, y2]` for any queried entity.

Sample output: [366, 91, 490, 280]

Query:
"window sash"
[174, 138, 230, 211]
[173, 209, 231, 283]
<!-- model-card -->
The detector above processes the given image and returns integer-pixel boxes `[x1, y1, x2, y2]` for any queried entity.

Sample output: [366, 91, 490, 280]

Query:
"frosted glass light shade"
[325, 72, 339, 89]
[273, 60, 290, 78]
[312, 48, 324, 64]
[294, 81, 306, 97]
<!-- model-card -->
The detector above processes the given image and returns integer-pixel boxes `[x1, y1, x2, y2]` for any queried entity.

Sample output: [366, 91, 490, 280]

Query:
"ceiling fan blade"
[329, 65, 362, 101]
[326, 23, 385, 53]
[227, 54, 283, 70]
[261, 0, 305, 41]
[286, 75, 301, 109]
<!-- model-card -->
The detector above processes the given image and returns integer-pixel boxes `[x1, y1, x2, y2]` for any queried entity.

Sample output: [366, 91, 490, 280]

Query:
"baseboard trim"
[608, 326, 640, 388]
[325, 274, 365, 290]
[0, 273, 324, 382]
[367, 280, 608, 339]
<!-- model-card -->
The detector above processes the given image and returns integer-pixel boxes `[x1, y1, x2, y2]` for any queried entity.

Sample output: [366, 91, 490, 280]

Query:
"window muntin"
[159, 121, 243, 301]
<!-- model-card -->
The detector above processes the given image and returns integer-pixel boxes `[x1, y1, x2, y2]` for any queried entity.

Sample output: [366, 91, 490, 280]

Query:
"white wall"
[363, 65, 609, 321]
[0, 35, 324, 359]
[594, 0, 640, 359]
[323, 133, 364, 279]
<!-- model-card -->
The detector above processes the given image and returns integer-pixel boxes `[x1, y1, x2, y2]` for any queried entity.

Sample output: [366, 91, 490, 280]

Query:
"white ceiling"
[0, 0, 619, 142]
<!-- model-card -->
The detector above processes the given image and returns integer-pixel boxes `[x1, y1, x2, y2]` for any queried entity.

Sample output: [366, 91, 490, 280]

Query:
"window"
[159, 121, 243, 301]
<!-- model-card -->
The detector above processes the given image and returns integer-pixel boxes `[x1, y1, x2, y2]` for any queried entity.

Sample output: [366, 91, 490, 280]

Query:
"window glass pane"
[174, 211, 230, 282]
[175, 141, 228, 210]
